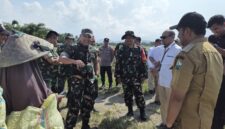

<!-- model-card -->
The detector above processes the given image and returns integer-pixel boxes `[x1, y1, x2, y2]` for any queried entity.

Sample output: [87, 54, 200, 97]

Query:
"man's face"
[0, 33, 9, 44]
[79, 34, 91, 46]
[210, 23, 225, 37]
[124, 36, 135, 46]
[90, 36, 95, 45]
[104, 41, 109, 46]
[65, 38, 73, 45]
[135, 39, 141, 46]
[161, 32, 174, 46]
[48, 34, 58, 46]
[178, 28, 189, 47]
[155, 41, 161, 47]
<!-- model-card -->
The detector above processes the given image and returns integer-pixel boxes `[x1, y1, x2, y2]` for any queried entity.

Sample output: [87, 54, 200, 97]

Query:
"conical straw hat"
[0, 32, 53, 68]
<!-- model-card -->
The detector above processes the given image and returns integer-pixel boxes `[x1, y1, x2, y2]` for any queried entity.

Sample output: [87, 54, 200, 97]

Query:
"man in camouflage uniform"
[114, 42, 124, 86]
[61, 28, 98, 129]
[115, 31, 148, 121]
[38, 30, 60, 91]
[89, 35, 99, 112]
[89, 35, 99, 99]
[54, 33, 75, 94]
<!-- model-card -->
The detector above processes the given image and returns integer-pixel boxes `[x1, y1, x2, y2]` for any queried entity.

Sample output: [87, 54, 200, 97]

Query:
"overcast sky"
[1, 0, 225, 42]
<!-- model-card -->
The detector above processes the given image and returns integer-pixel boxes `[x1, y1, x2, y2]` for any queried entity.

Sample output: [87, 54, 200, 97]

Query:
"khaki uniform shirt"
[171, 38, 223, 129]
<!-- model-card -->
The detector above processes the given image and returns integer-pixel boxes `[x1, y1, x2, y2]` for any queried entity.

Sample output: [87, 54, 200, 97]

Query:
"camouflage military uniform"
[52, 44, 73, 93]
[64, 43, 97, 129]
[38, 47, 59, 90]
[115, 44, 147, 109]
[114, 43, 123, 86]
[89, 44, 99, 100]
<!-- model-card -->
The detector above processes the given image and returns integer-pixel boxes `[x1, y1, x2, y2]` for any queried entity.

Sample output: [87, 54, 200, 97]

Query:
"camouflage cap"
[65, 33, 74, 39]
[81, 28, 93, 37]
[0, 32, 54, 68]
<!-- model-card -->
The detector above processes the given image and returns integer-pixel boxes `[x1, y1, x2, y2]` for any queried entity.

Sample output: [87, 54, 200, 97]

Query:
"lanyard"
[158, 43, 175, 71]
[160, 43, 175, 63]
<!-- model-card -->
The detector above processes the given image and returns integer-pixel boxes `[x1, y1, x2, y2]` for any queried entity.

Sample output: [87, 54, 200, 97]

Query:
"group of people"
[146, 12, 225, 129]
[0, 11, 224, 129]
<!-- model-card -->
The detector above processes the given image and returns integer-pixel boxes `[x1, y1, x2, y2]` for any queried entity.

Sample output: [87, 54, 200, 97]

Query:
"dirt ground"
[60, 87, 161, 129]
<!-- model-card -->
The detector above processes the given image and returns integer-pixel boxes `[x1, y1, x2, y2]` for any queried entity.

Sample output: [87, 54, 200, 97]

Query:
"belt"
[70, 75, 83, 79]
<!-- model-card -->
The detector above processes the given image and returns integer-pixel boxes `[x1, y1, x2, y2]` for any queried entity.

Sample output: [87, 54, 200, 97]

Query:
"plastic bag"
[0, 87, 7, 129]
[6, 94, 64, 129]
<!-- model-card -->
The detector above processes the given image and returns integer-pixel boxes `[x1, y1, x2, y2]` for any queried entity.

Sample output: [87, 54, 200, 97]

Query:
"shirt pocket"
[162, 54, 176, 65]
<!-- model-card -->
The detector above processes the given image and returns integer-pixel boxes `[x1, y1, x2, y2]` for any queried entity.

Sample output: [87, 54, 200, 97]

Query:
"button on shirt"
[171, 38, 223, 129]
[99, 46, 114, 66]
[159, 43, 181, 88]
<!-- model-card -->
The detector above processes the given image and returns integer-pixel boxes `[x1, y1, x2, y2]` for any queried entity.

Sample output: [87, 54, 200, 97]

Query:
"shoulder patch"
[175, 58, 183, 70]
[170, 55, 185, 70]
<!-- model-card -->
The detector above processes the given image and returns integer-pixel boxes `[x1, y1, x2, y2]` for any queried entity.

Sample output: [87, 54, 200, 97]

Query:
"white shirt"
[158, 43, 182, 88]
[149, 45, 164, 64]
[147, 47, 154, 69]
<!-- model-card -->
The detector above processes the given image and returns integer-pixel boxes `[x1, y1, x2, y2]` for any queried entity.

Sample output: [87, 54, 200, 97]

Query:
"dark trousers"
[51, 76, 66, 94]
[211, 75, 225, 129]
[122, 79, 145, 109]
[65, 77, 96, 129]
[100, 66, 113, 86]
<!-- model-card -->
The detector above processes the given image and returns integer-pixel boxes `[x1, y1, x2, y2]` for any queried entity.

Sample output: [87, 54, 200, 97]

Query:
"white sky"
[0, 0, 225, 42]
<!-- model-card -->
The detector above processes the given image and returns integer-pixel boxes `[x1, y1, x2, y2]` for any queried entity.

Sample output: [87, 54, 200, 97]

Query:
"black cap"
[0, 24, 10, 35]
[121, 30, 136, 40]
[170, 12, 207, 30]
[104, 38, 109, 42]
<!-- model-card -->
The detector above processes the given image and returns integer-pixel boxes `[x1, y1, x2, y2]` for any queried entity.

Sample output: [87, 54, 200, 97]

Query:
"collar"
[182, 37, 207, 52]
[164, 42, 175, 49]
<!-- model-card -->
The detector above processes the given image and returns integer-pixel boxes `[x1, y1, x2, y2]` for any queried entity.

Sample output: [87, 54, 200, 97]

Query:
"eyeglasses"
[160, 35, 171, 39]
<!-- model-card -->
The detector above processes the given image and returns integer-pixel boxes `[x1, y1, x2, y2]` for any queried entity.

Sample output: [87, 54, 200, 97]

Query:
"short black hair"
[155, 39, 161, 42]
[46, 30, 59, 39]
[207, 15, 225, 28]
[136, 37, 141, 42]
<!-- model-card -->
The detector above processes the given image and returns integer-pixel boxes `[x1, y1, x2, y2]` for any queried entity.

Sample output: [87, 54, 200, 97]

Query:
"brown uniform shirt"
[171, 38, 223, 129]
